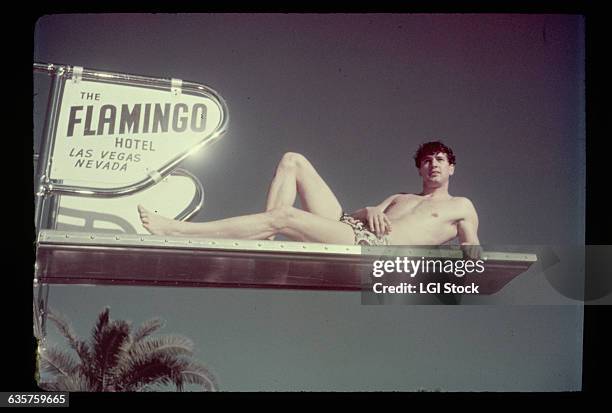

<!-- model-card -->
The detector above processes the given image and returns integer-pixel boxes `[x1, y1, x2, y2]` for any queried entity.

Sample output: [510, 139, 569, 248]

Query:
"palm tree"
[38, 307, 217, 392]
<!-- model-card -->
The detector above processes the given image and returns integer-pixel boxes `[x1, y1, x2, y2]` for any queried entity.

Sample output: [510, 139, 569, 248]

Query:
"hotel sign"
[47, 66, 227, 188]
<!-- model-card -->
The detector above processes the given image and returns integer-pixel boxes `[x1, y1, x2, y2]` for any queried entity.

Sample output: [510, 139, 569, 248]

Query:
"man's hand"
[457, 198, 480, 259]
[461, 244, 483, 260]
[365, 206, 392, 237]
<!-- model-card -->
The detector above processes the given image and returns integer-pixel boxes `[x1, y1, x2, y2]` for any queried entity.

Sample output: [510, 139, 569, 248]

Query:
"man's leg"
[138, 205, 355, 244]
[139, 152, 350, 241]
[265, 152, 343, 219]
[264, 152, 343, 240]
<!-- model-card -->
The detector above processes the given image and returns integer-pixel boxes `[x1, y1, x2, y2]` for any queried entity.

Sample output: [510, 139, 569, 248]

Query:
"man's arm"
[456, 198, 482, 259]
[350, 194, 400, 236]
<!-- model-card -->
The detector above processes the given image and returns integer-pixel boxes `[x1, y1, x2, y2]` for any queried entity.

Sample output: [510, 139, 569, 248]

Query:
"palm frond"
[132, 335, 194, 358]
[40, 372, 94, 392]
[65, 374, 95, 391]
[112, 339, 191, 389]
[116, 353, 178, 391]
[90, 307, 111, 349]
[158, 357, 218, 392]
[135, 382, 169, 392]
[109, 336, 135, 380]
[132, 318, 164, 343]
[39, 346, 79, 378]
[110, 334, 193, 383]
[92, 320, 130, 391]
[38, 381, 63, 391]
[113, 335, 193, 390]
[47, 309, 91, 363]
[110, 318, 165, 379]
[179, 362, 218, 391]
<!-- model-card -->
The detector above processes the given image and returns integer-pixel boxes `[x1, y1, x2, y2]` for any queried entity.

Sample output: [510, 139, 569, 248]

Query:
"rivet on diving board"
[90, 235, 95, 240]
[257, 243, 262, 247]
[115, 236, 120, 241]
[233, 242, 239, 246]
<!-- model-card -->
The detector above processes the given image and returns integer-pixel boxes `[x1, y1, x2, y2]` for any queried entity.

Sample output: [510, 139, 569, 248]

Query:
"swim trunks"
[339, 213, 389, 246]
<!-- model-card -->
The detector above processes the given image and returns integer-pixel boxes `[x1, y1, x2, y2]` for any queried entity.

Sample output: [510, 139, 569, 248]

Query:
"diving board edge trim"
[37, 230, 538, 262]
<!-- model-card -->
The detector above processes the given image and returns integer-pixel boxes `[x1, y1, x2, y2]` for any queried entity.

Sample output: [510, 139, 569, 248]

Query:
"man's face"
[418, 152, 455, 185]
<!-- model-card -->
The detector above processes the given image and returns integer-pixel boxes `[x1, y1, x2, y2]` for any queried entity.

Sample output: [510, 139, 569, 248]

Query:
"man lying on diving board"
[138, 140, 482, 258]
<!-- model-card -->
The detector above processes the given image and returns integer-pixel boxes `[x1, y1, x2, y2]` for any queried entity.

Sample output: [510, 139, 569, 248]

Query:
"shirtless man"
[138, 141, 480, 254]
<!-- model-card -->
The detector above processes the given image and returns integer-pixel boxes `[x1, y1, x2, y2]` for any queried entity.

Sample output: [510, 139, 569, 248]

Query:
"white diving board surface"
[35, 230, 538, 294]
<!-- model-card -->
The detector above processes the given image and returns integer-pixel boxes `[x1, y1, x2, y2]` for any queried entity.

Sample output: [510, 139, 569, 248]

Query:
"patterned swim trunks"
[339, 213, 389, 246]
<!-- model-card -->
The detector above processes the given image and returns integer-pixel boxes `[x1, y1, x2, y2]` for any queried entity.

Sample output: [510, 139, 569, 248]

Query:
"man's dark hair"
[413, 140, 456, 168]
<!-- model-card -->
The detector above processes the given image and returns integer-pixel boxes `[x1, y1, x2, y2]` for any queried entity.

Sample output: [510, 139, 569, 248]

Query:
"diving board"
[35, 230, 537, 294]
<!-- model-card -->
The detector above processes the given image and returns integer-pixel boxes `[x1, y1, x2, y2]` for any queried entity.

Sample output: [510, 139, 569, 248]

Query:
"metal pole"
[34, 67, 65, 231]
[33, 68, 65, 344]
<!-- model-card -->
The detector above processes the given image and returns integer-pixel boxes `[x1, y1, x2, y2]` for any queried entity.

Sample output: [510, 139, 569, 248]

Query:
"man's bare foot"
[137, 205, 181, 236]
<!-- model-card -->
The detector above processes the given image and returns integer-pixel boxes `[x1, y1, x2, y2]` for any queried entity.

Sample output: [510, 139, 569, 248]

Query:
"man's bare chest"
[385, 196, 461, 222]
